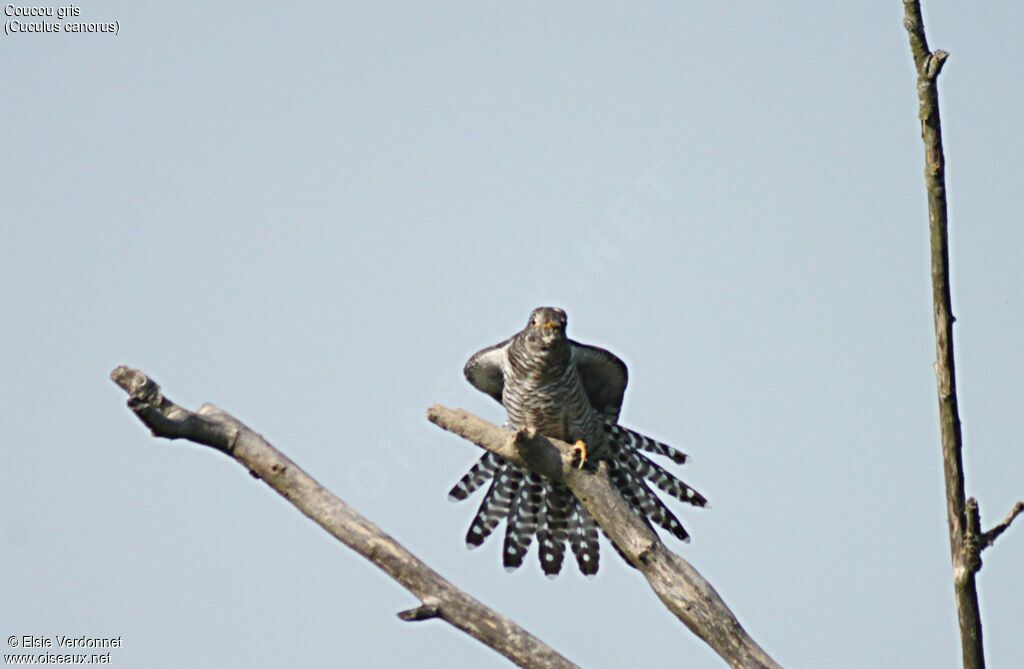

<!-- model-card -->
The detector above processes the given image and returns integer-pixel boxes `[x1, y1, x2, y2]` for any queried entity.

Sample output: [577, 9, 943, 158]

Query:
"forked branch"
[110, 366, 578, 669]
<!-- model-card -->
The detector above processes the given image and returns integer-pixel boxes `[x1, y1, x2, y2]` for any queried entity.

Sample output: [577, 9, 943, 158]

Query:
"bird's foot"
[570, 440, 588, 469]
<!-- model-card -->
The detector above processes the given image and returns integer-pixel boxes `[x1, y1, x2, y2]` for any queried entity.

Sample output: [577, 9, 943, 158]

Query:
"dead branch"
[109, 366, 579, 669]
[902, 3, 1023, 668]
[979, 501, 1024, 551]
[428, 405, 783, 669]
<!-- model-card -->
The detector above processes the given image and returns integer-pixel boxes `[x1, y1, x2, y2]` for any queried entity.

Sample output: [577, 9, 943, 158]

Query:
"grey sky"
[3, 2, 1022, 667]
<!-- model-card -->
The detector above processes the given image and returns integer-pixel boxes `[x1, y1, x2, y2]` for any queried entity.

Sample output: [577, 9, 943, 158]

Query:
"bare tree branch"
[109, 366, 579, 669]
[428, 405, 783, 669]
[979, 501, 1024, 551]
[903, 3, 1022, 669]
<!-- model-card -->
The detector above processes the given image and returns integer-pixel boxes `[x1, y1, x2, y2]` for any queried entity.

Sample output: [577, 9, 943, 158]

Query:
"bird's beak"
[541, 321, 561, 330]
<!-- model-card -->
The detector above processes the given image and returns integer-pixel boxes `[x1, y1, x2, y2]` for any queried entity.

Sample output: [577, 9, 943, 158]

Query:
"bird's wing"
[463, 337, 512, 404]
[570, 340, 629, 421]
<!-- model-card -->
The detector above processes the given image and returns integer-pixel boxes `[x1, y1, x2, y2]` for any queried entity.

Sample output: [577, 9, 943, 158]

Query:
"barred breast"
[502, 336, 607, 456]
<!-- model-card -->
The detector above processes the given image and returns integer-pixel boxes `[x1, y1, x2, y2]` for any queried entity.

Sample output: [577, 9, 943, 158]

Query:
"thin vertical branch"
[901, 2, 982, 667]
[902, 3, 1022, 668]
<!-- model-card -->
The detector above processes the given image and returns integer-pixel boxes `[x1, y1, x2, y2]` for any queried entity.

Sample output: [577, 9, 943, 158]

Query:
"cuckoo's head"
[524, 306, 568, 351]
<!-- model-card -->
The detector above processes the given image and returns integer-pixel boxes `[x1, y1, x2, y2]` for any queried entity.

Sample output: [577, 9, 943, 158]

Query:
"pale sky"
[3, 2, 1022, 668]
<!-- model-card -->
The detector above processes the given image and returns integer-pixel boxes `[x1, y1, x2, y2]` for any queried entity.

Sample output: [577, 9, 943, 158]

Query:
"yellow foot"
[571, 440, 588, 469]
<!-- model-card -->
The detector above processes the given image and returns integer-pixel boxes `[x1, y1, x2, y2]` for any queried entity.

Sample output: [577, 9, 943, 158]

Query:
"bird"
[448, 306, 707, 576]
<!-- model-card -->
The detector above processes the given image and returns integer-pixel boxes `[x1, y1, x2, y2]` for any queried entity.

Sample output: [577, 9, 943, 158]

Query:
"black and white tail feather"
[449, 307, 707, 577]
[449, 418, 707, 577]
